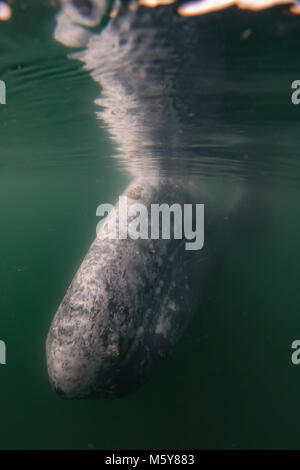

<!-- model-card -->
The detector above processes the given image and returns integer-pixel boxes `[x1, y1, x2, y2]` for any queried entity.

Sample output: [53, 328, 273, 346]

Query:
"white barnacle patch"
[157, 257, 163, 267]
[137, 326, 144, 337]
[168, 300, 177, 312]
[155, 315, 171, 337]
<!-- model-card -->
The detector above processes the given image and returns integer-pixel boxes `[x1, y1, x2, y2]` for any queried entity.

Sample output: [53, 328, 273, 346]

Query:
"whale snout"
[46, 336, 123, 398]
[46, 336, 97, 398]
[46, 306, 122, 399]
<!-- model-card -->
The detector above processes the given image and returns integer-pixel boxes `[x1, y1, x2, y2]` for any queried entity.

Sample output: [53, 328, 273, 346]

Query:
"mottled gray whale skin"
[47, 177, 210, 398]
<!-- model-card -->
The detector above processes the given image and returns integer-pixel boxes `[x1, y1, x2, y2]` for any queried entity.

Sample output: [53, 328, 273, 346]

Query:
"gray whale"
[47, 177, 210, 397]
[46, 0, 260, 398]
[47, 176, 242, 398]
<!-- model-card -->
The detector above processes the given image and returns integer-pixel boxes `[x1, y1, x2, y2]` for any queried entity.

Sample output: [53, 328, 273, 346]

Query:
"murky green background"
[0, 1, 300, 449]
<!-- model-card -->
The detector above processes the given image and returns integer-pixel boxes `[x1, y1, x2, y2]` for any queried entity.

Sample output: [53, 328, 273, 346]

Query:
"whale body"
[47, 177, 209, 397]
[47, 175, 242, 398]
[46, 0, 295, 398]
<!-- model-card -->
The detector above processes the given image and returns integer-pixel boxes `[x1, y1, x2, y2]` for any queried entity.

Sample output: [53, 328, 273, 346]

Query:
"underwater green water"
[0, 1, 300, 450]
